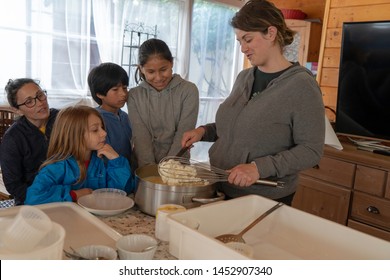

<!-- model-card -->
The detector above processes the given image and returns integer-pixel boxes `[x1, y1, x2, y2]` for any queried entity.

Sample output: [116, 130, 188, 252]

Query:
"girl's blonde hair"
[41, 105, 105, 183]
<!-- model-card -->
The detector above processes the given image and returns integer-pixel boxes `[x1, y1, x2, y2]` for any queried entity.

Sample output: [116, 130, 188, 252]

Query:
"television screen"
[335, 21, 390, 141]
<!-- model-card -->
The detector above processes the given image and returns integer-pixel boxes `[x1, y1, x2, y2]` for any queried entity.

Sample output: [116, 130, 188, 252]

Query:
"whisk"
[158, 156, 284, 188]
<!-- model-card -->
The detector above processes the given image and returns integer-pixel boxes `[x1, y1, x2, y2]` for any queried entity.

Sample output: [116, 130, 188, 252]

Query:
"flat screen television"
[335, 20, 390, 142]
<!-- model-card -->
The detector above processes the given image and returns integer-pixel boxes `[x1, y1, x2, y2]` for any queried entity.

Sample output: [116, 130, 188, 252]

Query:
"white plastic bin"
[167, 195, 390, 259]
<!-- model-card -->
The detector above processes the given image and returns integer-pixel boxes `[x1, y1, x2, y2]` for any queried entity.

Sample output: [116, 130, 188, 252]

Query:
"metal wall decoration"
[121, 22, 157, 87]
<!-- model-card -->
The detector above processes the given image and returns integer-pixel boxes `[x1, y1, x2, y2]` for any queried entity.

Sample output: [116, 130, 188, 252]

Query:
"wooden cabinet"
[293, 176, 351, 224]
[284, 19, 322, 66]
[293, 155, 353, 225]
[292, 140, 390, 241]
[0, 106, 19, 145]
[283, 20, 311, 66]
[272, 0, 326, 63]
[350, 192, 390, 230]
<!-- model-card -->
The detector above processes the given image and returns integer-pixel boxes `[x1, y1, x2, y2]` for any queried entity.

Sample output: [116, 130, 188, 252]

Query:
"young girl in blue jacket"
[25, 105, 135, 205]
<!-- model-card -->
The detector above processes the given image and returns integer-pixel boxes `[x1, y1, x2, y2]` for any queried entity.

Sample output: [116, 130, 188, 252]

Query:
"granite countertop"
[98, 206, 177, 260]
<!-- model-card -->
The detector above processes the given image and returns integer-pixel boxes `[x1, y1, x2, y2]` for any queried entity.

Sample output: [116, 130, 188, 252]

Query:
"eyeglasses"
[17, 90, 47, 108]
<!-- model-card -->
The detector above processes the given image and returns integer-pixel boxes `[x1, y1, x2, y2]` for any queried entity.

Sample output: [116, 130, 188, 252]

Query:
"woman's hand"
[97, 143, 119, 160]
[181, 127, 205, 148]
[227, 163, 260, 187]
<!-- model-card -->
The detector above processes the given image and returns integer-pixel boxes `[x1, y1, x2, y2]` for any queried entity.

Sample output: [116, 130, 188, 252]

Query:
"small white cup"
[155, 204, 186, 241]
[3, 206, 52, 252]
[116, 234, 158, 260]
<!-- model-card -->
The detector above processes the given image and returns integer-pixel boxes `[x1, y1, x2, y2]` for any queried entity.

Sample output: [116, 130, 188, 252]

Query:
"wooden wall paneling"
[327, 4, 390, 28]
[315, 0, 331, 87]
[322, 48, 340, 68]
[331, 0, 390, 8]
[319, 68, 339, 87]
[321, 86, 338, 117]
[324, 28, 342, 47]
[319, 66, 338, 110]
[317, 0, 390, 111]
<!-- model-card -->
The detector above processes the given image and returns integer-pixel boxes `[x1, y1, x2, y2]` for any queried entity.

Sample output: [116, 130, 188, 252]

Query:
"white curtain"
[188, 1, 242, 161]
[50, 0, 129, 108]
[64, 0, 91, 93]
[175, 0, 193, 79]
[0, 0, 242, 114]
[92, 0, 129, 63]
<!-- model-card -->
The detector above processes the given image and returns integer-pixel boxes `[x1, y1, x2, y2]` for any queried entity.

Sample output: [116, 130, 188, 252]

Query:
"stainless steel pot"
[134, 164, 224, 216]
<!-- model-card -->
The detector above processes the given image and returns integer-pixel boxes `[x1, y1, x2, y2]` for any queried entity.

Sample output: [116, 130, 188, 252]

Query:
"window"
[0, 0, 98, 108]
[189, 0, 241, 160]
[0, 0, 243, 161]
[120, 0, 184, 88]
[0, 0, 187, 108]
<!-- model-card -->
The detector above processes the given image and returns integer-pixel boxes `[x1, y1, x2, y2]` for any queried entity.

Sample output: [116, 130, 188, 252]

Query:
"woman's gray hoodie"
[202, 64, 325, 199]
[127, 74, 199, 167]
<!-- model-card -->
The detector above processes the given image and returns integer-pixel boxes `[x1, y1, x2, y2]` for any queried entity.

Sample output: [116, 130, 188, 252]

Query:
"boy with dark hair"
[88, 62, 134, 172]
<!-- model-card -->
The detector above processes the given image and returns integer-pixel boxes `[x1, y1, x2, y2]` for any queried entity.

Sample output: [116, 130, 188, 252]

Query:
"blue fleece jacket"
[96, 108, 132, 164]
[25, 152, 135, 205]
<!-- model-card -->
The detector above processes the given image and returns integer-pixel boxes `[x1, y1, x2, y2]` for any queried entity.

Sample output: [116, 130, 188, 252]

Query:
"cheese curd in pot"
[158, 159, 209, 186]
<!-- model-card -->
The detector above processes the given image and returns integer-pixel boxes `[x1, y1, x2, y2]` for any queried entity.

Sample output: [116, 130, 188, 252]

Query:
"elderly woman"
[0, 78, 58, 205]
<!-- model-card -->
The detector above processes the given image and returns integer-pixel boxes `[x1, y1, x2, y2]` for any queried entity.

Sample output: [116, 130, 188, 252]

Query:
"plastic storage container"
[0, 202, 122, 259]
[167, 195, 390, 259]
[0, 222, 65, 260]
